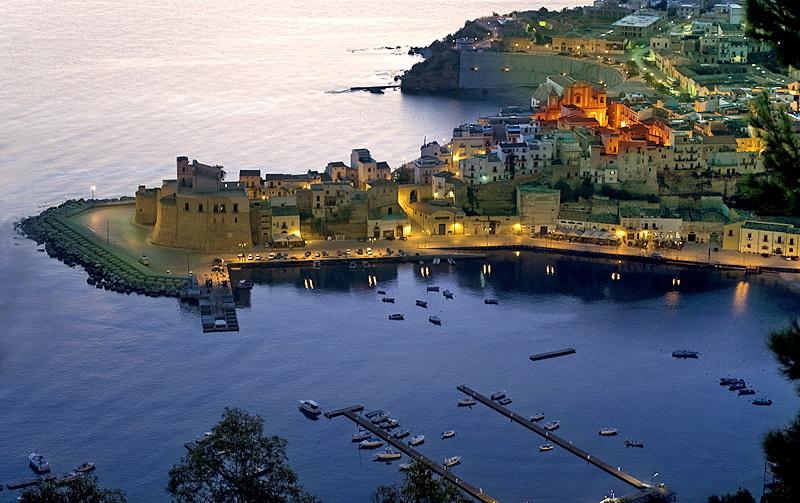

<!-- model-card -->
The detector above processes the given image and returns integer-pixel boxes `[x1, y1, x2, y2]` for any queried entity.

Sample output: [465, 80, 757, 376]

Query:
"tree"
[372, 462, 471, 503]
[768, 319, 800, 385]
[745, 1, 800, 67]
[20, 475, 126, 503]
[167, 408, 318, 503]
[707, 488, 756, 503]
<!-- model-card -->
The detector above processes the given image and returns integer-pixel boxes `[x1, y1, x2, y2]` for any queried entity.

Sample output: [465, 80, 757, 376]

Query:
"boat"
[388, 313, 404, 320]
[490, 391, 506, 401]
[497, 398, 512, 406]
[393, 429, 410, 439]
[728, 382, 747, 391]
[28, 452, 50, 474]
[752, 398, 773, 406]
[738, 389, 756, 396]
[298, 400, 322, 417]
[399, 462, 412, 471]
[359, 438, 385, 449]
[427, 286, 439, 292]
[599, 428, 618, 436]
[443, 291, 454, 299]
[74, 462, 95, 473]
[349, 261, 357, 269]
[539, 443, 554, 452]
[362, 261, 369, 268]
[374, 449, 402, 461]
[441, 430, 456, 439]
[457, 398, 476, 407]
[379, 418, 399, 429]
[352, 431, 372, 442]
[313, 260, 321, 269]
[416, 300, 428, 308]
[484, 299, 499, 305]
[371, 413, 390, 424]
[530, 413, 545, 422]
[376, 290, 386, 295]
[544, 421, 560, 431]
[447, 258, 456, 265]
[625, 439, 644, 448]
[365, 409, 385, 419]
[429, 316, 442, 325]
[720, 377, 743, 386]
[408, 435, 425, 446]
[236, 279, 253, 289]
[381, 297, 395, 303]
[672, 350, 699, 358]
[432, 258, 441, 265]
[443, 456, 461, 468]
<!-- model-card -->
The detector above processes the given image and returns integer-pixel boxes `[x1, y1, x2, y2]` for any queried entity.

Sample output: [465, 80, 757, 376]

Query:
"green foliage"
[768, 319, 800, 388]
[763, 417, 800, 503]
[707, 488, 757, 503]
[553, 180, 573, 201]
[625, 59, 640, 78]
[599, 185, 659, 203]
[371, 462, 471, 503]
[167, 407, 318, 503]
[20, 475, 126, 503]
[745, 0, 800, 67]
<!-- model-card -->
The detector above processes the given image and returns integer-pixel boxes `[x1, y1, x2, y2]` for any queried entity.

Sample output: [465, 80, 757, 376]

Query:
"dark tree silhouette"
[20, 475, 126, 503]
[707, 488, 756, 503]
[372, 462, 470, 503]
[745, 1, 800, 67]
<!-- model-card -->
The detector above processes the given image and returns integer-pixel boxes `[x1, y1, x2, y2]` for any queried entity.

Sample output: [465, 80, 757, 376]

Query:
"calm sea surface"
[1, 1, 799, 502]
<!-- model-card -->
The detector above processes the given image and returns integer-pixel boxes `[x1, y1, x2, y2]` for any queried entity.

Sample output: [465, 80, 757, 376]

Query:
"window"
[728, 229, 733, 237]
[198, 204, 203, 212]
[791, 238, 795, 245]
[233, 204, 239, 213]
[763, 235, 768, 243]
[184, 202, 189, 211]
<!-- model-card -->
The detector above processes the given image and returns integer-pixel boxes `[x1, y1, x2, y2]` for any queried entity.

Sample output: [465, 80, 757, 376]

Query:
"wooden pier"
[457, 385, 666, 494]
[325, 405, 499, 503]
[529, 347, 576, 362]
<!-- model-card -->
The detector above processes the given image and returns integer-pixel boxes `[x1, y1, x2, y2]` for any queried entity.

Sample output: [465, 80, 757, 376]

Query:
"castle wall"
[134, 185, 159, 225]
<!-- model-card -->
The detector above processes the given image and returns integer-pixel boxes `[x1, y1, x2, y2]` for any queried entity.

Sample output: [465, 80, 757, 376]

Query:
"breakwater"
[16, 200, 190, 298]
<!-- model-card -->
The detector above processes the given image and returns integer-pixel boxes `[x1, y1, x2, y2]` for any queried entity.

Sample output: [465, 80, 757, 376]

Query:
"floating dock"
[325, 405, 499, 503]
[529, 347, 576, 362]
[195, 271, 239, 333]
[456, 384, 671, 496]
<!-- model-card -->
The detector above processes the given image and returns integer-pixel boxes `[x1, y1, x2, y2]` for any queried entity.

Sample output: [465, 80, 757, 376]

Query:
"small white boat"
[441, 430, 456, 439]
[388, 313, 404, 320]
[599, 428, 618, 436]
[539, 443, 554, 452]
[432, 258, 441, 265]
[399, 462, 412, 471]
[359, 438, 385, 449]
[371, 413, 390, 424]
[352, 431, 371, 442]
[544, 421, 560, 431]
[379, 418, 399, 429]
[490, 391, 506, 401]
[530, 413, 545, 422]
[457, 398, 476, 407]
[74, 462, 96, 473]
[393, 429, 410, 439]
[298, 400, 322, 417]
[28, 452, 50, 473]
[408, 435, 425, 446]
[443, 456, 461, 468]
[374, 449, 402, 461]
[429, 316, 442, 325]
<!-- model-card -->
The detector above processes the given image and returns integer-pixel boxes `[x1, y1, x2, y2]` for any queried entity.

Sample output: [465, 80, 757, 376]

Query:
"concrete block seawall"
[458, 52, 625, 90]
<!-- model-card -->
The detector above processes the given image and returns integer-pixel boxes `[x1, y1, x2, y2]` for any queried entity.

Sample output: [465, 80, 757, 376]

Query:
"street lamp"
[91, 185, 96, 203]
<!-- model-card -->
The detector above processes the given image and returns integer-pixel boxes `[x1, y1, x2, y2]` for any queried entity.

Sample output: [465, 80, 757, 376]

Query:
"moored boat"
[672, 350, 699, 358]
[625, 439, 644, 448]
[539, 443, 554, 452]
[497, 398, 512, 406]
[457, 398, 476, 407]
[484, 298, 499, 305]
[443, 291, 454, 299]
[352, 431, 372, 442]
[738, 388, 756, 396]
[371, 412, 390, 424]
[393, 429, 410, 439]
[544, 420, 560, 431]
[429, 316, 442, 325]
[752, 398, 773, 406]
[490, 391, 506, 401]
[599, 428, 618, 436]
[28, 452, 50, 474]
[408, 434, 425, 446]
[441, 430, 456, 439]
[365, 409, 385, 419]
[379, 418, 400, 429]
[720, 377, 743, 386]
[530, 413, 545, 422]
[399, 462, 412, 471]
[359, 438, 385, 449]
[388, 313, 404, 320]
[349, 261, 357, 269]
[298, 400, 322, 417]
[74, 462, 95, 473]
[728, 382, 747, 391]
[443, 456, 461, 468]
[374, 449, 402, 461]
[432, 258, 441, 265]
[381, 297, 395, 303]
[416, 300, 428, 308]
[236, 279, 253, 289]
[376, 290, 386, 295]
[427, 286, 439, 292]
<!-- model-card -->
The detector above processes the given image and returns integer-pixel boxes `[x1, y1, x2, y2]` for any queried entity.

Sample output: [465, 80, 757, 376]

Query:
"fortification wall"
[151, 193, 252, 251]
[134, 187, 159, 225]
[459, 52, 625, 90]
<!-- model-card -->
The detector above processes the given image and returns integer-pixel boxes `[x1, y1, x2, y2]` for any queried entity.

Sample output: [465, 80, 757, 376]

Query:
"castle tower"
[177, 156, 192, 188]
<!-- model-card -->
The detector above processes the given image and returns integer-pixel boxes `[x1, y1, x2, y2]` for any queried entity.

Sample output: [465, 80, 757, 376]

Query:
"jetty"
[530, 347, 576, 361]
[350, 84, 400, 93]
[6, 478, 46, 491]
[325, 405, 499, 503]
[198, 271, 239, 333]
[456, 384, 672, 498]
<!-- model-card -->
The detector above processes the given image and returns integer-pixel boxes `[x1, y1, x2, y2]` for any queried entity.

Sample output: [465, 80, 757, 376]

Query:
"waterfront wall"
[458, 52, 625, 90]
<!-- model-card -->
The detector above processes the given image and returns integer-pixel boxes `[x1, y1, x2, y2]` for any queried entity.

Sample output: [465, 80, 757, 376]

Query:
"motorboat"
[349, 261, 357, 269]
[429, 316, 442, 325]
[457, 398, 476, 407]
[672, 350, 699, 358]
[74, 462, 96, 473]
[490, 391, 506, 401]
[379, 418, 400, 429]
[298, 400, 322, 417]
[443, 456, 461, 468]
[408, 435, 425, 446]
[539, 443, 554, 452]
[728, 382, 747, 391]
[371, 413, 390, 424]
[625, 439, 644, 448]
[599, 428, 618, 436]
[416, 300, 428, 308]
[738, 389, 756, 396]
[312, 260, 321, 269]
[427, 286, 440, 292]
[530, 413, 545, 422]
[28, 452, 50, 473]
[388, 313, 404, 320]
[352, 431, 372, 442]
[399, 463, 412, 471]
[752, 398, 773, 406]
[497, 398, 512, 406]
[484, 299, 499, 305]
[447, 258, 456, 265]
[443, 291, 454, 299]
[720, 377, 744, 386]
[381, 297, 395, 303]
[374, 450, 402, 461]
[432, 258, 441, 265]
[365, 409, 385, 419]
[376, 290, 386, 295]
[393, 429, 410, 439]
[359, 438, 385, 449]
[441, 430, 456, 439]
[544, 421, 560, 431]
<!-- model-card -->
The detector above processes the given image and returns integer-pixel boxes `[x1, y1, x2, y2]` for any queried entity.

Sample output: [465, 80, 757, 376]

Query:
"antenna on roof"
[423, 135, 426, 146]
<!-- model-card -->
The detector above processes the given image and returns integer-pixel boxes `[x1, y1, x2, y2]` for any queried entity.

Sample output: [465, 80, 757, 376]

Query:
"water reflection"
[733, 281, 749, 315]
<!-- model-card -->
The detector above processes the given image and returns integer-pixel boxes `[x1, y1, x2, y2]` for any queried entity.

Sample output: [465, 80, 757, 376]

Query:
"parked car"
[138, 255, 150, 266]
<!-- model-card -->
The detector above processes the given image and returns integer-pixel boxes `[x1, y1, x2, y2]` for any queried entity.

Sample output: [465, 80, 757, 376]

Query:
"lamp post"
[91, 185, 96, 205]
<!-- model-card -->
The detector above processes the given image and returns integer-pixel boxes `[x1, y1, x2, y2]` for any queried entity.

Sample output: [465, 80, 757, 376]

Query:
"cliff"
[400, 50, 460, 95]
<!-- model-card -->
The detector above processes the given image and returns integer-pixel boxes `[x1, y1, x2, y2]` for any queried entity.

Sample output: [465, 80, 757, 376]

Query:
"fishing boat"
[28, 452, 50, 473]
[625, 439, 644, 448]
[359, 438, 385, 449]
[374, 450, 402, 461]
[441, 430, 456, 439]
[416, 300, 428, 308]
[381, 297, 395, 303]
[427, 286, 439, 292]
[408, 435, 425, 446]
[720, 377, 743, 386]
[490, 391, 506, 401]
[298, 400, 322, 417]
[672, 350, 699, 358]
[376, 290, 386, 295]
[432, 258, 441, 265]
[74, 462, 95, 473]
[457, 398, 476, 407]
[379, 419, 400, 429]
[738, 389, 756, 396]
[443, 456, 461, 468]
[497, 398, 512, 406]
[544, 421, 560, 431]
[393, 429, 410, 439]
[599, 428, 618, 436]
[484, 298, 499, 305]
[539, 443, 554, 452]
[752, 398, 773, 406]
[447, 258, 456, 265]
[388, 313, 404, 320]
[352, 431, 372, 442]
[429, 316, 442, 325]
[530, 413, 545, 422]
[728, 382, 747, 391]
